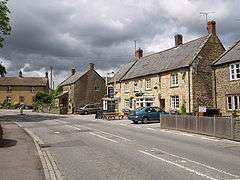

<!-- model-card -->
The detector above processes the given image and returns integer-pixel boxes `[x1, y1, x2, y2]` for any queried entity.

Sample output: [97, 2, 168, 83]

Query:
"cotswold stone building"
[213, 40, 240, 116]
[58, 63, 106, 114]
[0, 71, 49, 107]
[110, 21, 225, 114]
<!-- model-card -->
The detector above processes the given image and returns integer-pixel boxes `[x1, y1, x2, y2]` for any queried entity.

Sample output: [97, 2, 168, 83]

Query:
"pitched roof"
[214, 40, 240, 66]
[122, 35, 211, 80]
[60, 70, 88, 86]
[0, 77, 48, 86]
[109, 61, 137, 83]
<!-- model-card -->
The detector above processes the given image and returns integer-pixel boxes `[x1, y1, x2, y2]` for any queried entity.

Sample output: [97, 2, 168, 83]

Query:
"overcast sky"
[0, 0, 239, 85]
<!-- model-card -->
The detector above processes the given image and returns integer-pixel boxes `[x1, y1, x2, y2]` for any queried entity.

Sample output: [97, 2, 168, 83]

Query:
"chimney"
[45, 72, 48, 78]
[207, 20, 216, 35]
[89, 63, 95, 70]
[71, 68, 76, 76]
[135, 48, 143, 59]
[175, 34, 183, 46]
[19, 70, 23, 78]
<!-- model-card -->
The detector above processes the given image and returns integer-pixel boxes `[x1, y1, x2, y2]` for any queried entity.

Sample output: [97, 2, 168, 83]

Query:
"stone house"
[58, 63, 106, 114]
[213, 40, 240, 116]
[0, 71, 49, 107]
[110, 21, 225, 114]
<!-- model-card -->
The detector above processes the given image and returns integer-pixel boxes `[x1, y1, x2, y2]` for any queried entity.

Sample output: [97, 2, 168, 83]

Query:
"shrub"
[180, 102, 187, 115]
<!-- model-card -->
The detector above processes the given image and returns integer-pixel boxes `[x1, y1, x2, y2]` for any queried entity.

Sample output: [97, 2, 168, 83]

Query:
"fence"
[161, 115, 240, 141]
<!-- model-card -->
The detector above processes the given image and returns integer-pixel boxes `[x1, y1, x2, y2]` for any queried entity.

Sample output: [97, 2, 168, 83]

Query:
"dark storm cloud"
[0, 0, 239, 84]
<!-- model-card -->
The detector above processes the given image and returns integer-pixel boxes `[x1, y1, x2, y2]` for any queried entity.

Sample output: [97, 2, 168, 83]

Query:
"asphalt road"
[1, 110, 240, 180]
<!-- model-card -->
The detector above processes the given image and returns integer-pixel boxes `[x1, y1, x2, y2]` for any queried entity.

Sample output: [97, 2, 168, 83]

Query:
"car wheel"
[133, 120, 138, 124]
[84, 111, 88, 115]
[142, 117, 148, 124]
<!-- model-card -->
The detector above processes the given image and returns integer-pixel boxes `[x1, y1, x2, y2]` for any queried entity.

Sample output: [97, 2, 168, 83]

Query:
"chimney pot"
[45, 72, 48, 78]
[175, 34, 183, 46]
[135, 48, 143, 59]
[71, 68, 76, 76]
[89, 63, 95, 70]
[19, 70, 23, 78]
[207, 20, 216, 35]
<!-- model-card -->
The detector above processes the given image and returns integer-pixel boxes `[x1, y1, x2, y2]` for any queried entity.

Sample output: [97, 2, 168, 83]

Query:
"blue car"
[128, 107, 168, 124]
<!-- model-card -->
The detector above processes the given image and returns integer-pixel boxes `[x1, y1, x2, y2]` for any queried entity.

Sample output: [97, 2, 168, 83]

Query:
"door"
[160, 99, 165, 111]
[147, 107, 159, 121]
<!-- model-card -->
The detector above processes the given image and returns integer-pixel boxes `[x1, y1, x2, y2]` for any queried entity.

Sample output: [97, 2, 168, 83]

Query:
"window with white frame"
[171, 96, 179, 109]
[171, 73, 179, 87]
[227, 95, 240, 111]
[145, 79, 151, 90]
[230, 63, 240, 80]
[124, 99, 130, 108]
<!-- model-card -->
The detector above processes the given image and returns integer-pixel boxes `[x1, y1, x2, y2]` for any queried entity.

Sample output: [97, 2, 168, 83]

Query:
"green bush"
[180, 102, 187, 115]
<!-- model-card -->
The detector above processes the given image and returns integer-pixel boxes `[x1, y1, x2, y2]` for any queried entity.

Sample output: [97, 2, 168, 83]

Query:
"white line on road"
[152, 148, 240, 178]
[201, 137, 220, 142]
[65, 125, 81, 131]
[89, 132, 119, 143]
[138, 150, 217, 180]
[147, 128, 156, 131]
[96, 130, 132, 141]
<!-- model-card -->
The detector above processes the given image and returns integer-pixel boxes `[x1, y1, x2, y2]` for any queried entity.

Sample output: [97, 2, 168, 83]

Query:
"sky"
[0, 0, 240, 86]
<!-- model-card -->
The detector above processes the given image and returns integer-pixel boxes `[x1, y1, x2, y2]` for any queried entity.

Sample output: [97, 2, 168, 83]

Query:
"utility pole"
[134, 40, 137, 53]
[200, 11, 215, 27]
[50, 66, 53, 90]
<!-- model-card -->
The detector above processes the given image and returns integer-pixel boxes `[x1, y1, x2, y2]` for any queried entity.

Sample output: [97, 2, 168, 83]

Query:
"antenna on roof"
[200, 11, 215, 27]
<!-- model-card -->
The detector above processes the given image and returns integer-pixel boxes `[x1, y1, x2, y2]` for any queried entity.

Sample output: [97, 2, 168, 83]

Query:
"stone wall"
[214, 62, 240, 116]
[192, 35, 225, 112]
[160, 68, 191, 113]
[0, 86, 48, 106]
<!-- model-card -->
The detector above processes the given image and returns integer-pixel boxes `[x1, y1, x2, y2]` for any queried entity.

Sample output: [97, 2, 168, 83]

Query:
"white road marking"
[96, 130, 132, 141]
[152, 148, 240, 178]
[65, 125, 81, 131]
[139, 150, 217, 180]
[201, 137, 220, 142]
[54, 131, 60, 134]
[55, 120, 68, 124]
[147, 128, 156, 131]
[180, 133, 193, 137]
[89, 132, 119, 143]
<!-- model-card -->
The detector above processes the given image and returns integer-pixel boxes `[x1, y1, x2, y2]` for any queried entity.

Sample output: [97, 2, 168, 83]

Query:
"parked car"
[128, 107, 168, 124]
[77, 103, 101, 115]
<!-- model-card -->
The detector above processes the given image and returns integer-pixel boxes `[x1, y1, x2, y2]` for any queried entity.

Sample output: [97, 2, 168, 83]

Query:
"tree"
[0, 0, 11, 48]
[0, 63, 6, 77]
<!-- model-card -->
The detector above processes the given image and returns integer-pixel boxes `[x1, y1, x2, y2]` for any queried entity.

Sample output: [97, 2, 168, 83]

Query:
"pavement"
[1, 109, 240, 180]
[0, 121, 45, 180]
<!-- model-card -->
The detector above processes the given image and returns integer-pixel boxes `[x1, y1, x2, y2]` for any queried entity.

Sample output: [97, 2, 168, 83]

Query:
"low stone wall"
[161, 115, 240, 141]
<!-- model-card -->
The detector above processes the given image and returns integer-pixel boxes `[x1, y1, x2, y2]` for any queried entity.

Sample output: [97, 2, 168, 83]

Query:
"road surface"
[1, 110, 240, 180]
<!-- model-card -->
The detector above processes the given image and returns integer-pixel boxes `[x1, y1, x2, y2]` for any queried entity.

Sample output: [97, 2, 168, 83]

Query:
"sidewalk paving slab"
[0, 122, 45, 180]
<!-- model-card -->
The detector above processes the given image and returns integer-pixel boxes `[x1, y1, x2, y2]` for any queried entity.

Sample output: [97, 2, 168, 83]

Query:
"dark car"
[77, 104, 101, 115]
[128, 107, 168, 124]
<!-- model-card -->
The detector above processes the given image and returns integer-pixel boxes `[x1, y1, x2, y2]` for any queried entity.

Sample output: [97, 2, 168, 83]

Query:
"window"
[31, 87, 35, 93]
[19, 96, 25, 103]
[227, 95, 240, 111]
[171, 96, 179, 109]
[124, 99, 130, 108]
[6, 96, 11, 103]
[124, 83, 129, 93]
[171, 73, 179, 87]
[230, 63, 240, 80]
[134, 81, 139, 92]
[7, 86, 12, 93]
[145, 79, 151, 90]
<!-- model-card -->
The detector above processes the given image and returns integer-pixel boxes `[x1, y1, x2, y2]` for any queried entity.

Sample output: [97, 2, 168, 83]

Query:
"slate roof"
[214, 40, 240, 66]
[122, 35, 211, 80]
[0, 77, 48, 86]
[60, 70, 88, 86]
[108, 60, 137, 83]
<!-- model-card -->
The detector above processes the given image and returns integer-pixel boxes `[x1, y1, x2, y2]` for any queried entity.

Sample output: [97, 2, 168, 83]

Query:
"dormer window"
[230, 63, 240, 80]
[171, 73, 179, 87]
